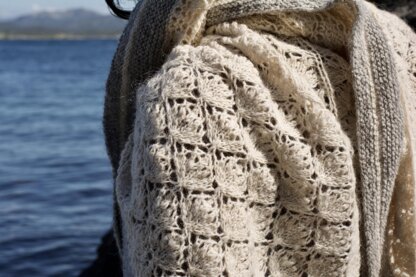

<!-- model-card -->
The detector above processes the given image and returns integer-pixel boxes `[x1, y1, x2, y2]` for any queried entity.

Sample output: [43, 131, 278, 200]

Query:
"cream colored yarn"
[106, 1, 416, 276]
[117, 14, 360, 277]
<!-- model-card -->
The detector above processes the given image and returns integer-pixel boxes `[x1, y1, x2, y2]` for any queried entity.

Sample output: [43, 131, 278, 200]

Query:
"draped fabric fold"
[104, 0, 415, 276]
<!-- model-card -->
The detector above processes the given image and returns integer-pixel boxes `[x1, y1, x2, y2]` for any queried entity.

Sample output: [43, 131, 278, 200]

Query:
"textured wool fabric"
[103, 0, 416, 276]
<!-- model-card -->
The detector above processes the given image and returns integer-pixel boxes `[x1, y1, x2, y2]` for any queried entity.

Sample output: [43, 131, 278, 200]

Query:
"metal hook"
[105, 0, 132, 20]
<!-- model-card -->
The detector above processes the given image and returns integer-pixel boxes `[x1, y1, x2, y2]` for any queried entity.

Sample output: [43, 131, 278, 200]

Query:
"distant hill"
[1, 4, 412, 40]
[0, 9, 126, 39]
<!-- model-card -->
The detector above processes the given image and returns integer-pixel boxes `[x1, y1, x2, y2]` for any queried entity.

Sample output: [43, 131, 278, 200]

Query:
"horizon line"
[0, 7, 114, 21]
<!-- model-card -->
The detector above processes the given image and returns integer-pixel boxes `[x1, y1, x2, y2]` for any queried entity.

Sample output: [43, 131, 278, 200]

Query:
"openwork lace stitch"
[105, 1, 416, 276]
[116, 20, 359, 277]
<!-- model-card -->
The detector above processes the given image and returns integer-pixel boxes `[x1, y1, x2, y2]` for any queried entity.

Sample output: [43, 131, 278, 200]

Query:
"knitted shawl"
[103, 0, 416, 276]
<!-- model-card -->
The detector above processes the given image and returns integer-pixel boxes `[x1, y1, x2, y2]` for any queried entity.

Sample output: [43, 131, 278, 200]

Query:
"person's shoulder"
[161, 34, 256, 77]
[365, 1, 415, 40]
[363, 1, 416, 75]
[138, 26, 261, 103]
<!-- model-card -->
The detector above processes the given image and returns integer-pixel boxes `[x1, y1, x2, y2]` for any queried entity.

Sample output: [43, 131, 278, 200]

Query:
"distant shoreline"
[0, 34, 120, 41]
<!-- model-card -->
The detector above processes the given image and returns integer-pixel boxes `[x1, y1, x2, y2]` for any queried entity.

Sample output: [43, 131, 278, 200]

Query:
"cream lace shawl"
[104, 0, 416, 276]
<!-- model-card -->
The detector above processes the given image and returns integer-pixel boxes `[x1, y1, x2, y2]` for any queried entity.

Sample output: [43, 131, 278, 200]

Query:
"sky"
[0, 0, 136, 19]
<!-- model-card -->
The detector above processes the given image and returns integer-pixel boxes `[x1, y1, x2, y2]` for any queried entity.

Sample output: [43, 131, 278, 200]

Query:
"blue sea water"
[0, 40, 118, 276]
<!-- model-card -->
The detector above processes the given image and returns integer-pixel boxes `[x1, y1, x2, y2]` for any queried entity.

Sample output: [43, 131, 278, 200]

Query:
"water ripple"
[0, 40, 117, 277]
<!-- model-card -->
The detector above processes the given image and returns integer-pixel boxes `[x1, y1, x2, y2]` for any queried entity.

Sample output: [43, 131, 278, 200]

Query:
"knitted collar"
[104, 1, 404, 276]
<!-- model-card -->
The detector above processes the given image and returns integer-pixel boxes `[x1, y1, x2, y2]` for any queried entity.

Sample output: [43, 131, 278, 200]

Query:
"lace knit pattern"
[105, 1, 416, 276]
[115, 19, 360, 277]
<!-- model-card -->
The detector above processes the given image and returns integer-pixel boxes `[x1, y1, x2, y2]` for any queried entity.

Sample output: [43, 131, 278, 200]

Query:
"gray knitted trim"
[349, 1, 404, 276]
